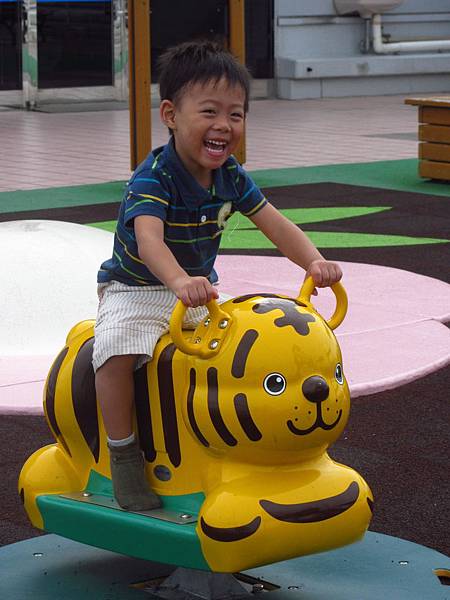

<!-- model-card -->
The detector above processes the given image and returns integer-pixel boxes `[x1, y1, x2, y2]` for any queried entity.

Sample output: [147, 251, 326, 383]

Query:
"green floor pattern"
[91, 205, 449, 249]
[1, 159, 449, 216]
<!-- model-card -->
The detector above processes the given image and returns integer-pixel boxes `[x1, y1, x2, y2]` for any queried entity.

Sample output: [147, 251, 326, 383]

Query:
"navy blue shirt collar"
[161, 137, 238, 208]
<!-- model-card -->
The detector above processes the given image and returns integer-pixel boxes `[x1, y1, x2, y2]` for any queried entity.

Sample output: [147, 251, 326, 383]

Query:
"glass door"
[0, 0, 22, 104]
[22, 0, 127, 107]
[38, 0, 113, 88]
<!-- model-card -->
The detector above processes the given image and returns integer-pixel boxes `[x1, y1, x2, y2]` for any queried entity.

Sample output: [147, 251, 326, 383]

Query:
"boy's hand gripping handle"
[169, 300, 232, 358]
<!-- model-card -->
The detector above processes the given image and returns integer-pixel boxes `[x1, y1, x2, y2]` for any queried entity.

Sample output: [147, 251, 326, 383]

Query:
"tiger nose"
[302, 376, 329, 403]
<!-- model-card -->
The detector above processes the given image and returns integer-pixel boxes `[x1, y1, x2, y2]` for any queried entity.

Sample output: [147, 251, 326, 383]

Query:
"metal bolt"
[204, 318, 211, 326]
[218, 319, 229, 329]
[82, 492, 92, 497]
[288, 586, 300, 590]
[209, 339, 219, 349]
[252, 583, 265, 593]
[180, 514, 192, 520]
[33, 553, 44, 557]
[194, 337, 201, 344]
[398, 561, 409, 565]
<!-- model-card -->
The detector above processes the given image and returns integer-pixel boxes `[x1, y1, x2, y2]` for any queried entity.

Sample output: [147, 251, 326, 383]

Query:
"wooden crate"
[405, 97, 450, 182]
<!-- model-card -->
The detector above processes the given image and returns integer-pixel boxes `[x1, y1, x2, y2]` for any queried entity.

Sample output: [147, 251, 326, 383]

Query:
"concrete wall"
[275, 0, 450, 99]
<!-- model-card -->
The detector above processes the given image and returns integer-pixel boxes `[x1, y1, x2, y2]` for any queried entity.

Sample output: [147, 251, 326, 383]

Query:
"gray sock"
[108, 438, 162, 511]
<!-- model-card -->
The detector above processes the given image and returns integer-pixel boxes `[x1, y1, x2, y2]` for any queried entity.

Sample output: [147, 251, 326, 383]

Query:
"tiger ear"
[297, 277, 348, 330]
[170, 300, 232, 358]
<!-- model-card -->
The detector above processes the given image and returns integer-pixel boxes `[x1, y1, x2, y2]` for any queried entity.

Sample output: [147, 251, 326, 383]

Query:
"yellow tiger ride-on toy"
[19, 277, 373, 579]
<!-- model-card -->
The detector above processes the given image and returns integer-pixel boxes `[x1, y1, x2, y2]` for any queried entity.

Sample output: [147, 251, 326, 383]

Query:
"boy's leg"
[95, 355, 161, 511]
[95, 354, 136, 439]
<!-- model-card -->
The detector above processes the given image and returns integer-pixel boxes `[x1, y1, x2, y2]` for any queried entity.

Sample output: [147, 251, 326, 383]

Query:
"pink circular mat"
[1, 257, 449, 414]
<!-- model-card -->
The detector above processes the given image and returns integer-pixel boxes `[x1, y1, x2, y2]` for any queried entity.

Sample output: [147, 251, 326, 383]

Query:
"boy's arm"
[248, 203, 342, 287]
[134, 215, 218, 307]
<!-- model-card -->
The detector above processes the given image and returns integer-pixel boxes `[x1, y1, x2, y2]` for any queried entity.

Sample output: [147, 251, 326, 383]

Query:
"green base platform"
[0, 531, 448, 599]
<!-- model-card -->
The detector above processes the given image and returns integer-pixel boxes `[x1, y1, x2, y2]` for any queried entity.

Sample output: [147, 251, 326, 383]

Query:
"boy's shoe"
[108, 439, 162, 511]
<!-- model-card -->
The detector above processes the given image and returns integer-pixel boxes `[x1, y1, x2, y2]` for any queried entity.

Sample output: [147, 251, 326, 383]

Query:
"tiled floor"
[0, 94, 423, 193]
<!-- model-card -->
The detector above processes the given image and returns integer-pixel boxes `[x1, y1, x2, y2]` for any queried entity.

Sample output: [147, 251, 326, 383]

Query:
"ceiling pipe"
[372, 13, 450, 54]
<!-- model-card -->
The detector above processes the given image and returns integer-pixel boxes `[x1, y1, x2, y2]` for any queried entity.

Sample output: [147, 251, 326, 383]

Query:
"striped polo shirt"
[98, 138, 267, 286]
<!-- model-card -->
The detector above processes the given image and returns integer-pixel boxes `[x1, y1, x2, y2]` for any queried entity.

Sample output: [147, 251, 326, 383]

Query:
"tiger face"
[180, 294, 350, 461]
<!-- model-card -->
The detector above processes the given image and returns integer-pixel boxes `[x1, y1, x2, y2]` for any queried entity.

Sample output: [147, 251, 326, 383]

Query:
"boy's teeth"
[204, 139, 227, 156]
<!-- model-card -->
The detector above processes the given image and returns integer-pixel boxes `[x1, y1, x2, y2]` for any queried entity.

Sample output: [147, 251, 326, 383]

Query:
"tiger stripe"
[187, 368, 210, 447]
[157, 343, 182, 467]
[134, 366, 157, 462]
[234, 393, 262, 441]
[200, 515, 261, 542]
[232, 293, 282, 304]
[71, 338, 100, 463]
[259, 482, 360, 523]
[231, 329, 259, 379]
[45, 346, 71, 457]
[207, 367, 237, 446]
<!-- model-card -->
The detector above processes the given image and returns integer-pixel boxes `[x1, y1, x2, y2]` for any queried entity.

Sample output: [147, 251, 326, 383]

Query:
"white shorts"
[92, 281, 227, 372]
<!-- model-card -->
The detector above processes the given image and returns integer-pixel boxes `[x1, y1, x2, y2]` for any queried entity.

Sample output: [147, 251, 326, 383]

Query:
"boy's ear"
[160, 99, 177, 131]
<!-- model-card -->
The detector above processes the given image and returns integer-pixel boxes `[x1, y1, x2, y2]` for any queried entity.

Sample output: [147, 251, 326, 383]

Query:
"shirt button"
[200, 215, 207, 223]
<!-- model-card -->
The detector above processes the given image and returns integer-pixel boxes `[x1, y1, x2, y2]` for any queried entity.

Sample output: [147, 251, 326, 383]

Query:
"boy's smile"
[160, 78, 246, 188]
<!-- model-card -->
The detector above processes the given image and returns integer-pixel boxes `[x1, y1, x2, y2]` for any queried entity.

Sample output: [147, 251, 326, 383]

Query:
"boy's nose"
[213, 117, 231, 132]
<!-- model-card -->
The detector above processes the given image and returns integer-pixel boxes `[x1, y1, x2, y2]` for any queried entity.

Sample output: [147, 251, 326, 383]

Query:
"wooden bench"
[405, 96, 450, 181]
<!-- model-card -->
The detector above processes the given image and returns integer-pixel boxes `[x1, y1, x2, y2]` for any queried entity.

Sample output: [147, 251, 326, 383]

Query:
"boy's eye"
[231, 112, 244, 120]
[202, 109, 215, 115]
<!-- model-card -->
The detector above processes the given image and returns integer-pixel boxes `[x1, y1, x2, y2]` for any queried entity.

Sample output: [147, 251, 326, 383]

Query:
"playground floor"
[0, 93, 420, 192]
[0, 94, 449, 561]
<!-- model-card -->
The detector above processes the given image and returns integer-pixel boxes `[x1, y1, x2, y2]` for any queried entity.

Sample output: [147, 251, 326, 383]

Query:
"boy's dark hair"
[157, 40, 251, 113]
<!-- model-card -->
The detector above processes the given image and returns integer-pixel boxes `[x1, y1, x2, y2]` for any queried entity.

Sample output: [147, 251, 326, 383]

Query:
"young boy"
[93, 40, 342, 512]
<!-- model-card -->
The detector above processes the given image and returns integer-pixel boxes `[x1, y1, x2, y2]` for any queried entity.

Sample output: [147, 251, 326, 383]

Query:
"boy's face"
[160, 78, 246, 188]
